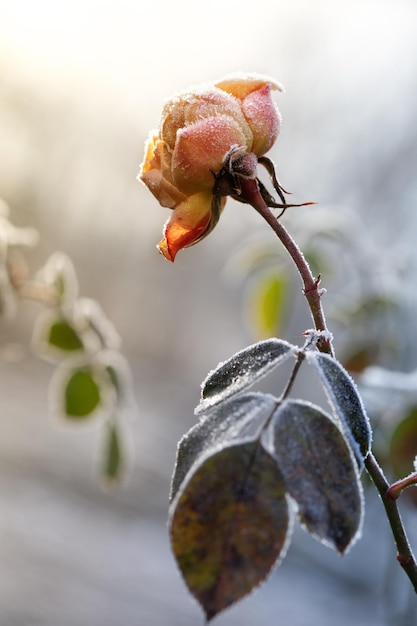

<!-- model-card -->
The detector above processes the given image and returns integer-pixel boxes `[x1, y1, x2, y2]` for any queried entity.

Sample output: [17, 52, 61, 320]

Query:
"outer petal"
[172, 115, 252, 195]
[242, 84, 281, 156]
[215, 73, 284, 100]
[139, 131, 187, 208]
[161, 87, 252, 151]
[158, 191, 225, 262]
[216, 74, 282, 155]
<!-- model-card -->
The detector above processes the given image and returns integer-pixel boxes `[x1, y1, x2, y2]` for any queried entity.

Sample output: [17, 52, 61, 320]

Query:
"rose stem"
[239, 175, 417, 592]
[239, 177, 333, 356]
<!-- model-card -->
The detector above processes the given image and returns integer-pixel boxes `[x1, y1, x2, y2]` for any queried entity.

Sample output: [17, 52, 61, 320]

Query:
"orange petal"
[158, 191, 219, 262]
[172, 115, 252, 195]
[215, 73, 284, 100]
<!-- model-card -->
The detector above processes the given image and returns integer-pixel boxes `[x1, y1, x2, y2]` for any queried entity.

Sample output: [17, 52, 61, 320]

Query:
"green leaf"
[48, 319, 84, 351]
[306, 352, 372, 464]
[196, 339, 296, 415]
[247, 271, 289, 339]
[170, 441, 291, 622]
[171, 393, 277, 502]
[264, 400, 363, 554]
[64, 367, 101, 419]
[390, 407, 417, 480]
[102, 422, 124, 483]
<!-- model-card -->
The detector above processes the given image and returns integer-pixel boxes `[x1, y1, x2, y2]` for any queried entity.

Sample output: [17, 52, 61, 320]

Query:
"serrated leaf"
[171, 393, 277, 501]
[196, 339, 296, 415]
[64, 368, 101, 419]
[170, 441, 291, 621]
[102, 422, 124, 483]
[264, 400, 363, 554]
[306, 352, 372, 464]
[48, 319, 84, 351]
[247, 271, 289, 339]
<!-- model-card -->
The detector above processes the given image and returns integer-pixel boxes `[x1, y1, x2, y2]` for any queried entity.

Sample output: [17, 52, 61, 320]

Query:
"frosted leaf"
[37, 252, 79, 307]
[171, 392, 276, 502]
[264, 399, 363, 554]
[306, 352, 372, 465]
[49, 356, 117, 424]
[32, 310, 85, 362]
[75, 298, 121, 351]
[170, 440, 291, 621]
[196, 339, 296, 415]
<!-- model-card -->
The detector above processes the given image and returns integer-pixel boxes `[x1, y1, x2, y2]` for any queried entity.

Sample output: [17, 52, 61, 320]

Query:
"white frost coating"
[266, 398, 364, 554]
[195, 339, 297, 415]
[302, 329, 333, 348]
[171, 392, 277, 502]
[306, 351, 372, 466]
[319, 329, 333, 344]
[216, 71, 285, 93]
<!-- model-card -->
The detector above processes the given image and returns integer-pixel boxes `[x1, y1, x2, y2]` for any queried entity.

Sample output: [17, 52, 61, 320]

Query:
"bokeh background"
[0, 1, 417, 624]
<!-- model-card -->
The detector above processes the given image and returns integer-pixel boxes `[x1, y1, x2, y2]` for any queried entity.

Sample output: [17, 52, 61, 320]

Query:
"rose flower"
[139, 73, 284, 262]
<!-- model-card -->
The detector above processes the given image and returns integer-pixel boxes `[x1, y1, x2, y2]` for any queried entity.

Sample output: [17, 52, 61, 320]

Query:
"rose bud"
[139, 73, 283, 261]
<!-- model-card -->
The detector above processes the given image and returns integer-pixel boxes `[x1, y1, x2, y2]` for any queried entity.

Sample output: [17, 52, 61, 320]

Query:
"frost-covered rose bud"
[139, 73, 283, 261]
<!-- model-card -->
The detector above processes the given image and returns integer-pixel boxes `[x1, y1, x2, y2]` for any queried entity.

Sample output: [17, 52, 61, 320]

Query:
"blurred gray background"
[0, 0, 417, 624]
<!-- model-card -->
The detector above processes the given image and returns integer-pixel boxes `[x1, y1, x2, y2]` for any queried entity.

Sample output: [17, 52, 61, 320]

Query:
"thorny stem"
[240, 177, 334, 356]
[240, 175, 417, 593]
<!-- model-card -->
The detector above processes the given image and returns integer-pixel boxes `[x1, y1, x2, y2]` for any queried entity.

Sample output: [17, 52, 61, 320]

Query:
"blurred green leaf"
[390, 407, 417, 480]
[48, 319, 84, 351]
[247, 271, 289, 339]
[265, 399, 363, 554]
[64, 367, 101, 419]
[170, 441, 290, 622]
[102, 422, 124, 483]
[196, 339, 296, 415]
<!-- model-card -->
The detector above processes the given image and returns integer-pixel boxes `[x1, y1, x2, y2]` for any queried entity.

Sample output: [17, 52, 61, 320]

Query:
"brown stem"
[387, 472, 417, 501]
[239, 175, 417, 593]
[365, 453, 417, 591]
[239, 177, 334, 356]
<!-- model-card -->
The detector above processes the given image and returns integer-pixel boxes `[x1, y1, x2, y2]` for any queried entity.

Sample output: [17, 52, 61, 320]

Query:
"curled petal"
[172, 115, 252, 195]
[139, 132, 187, 208]
[158, 192, 225, 262]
